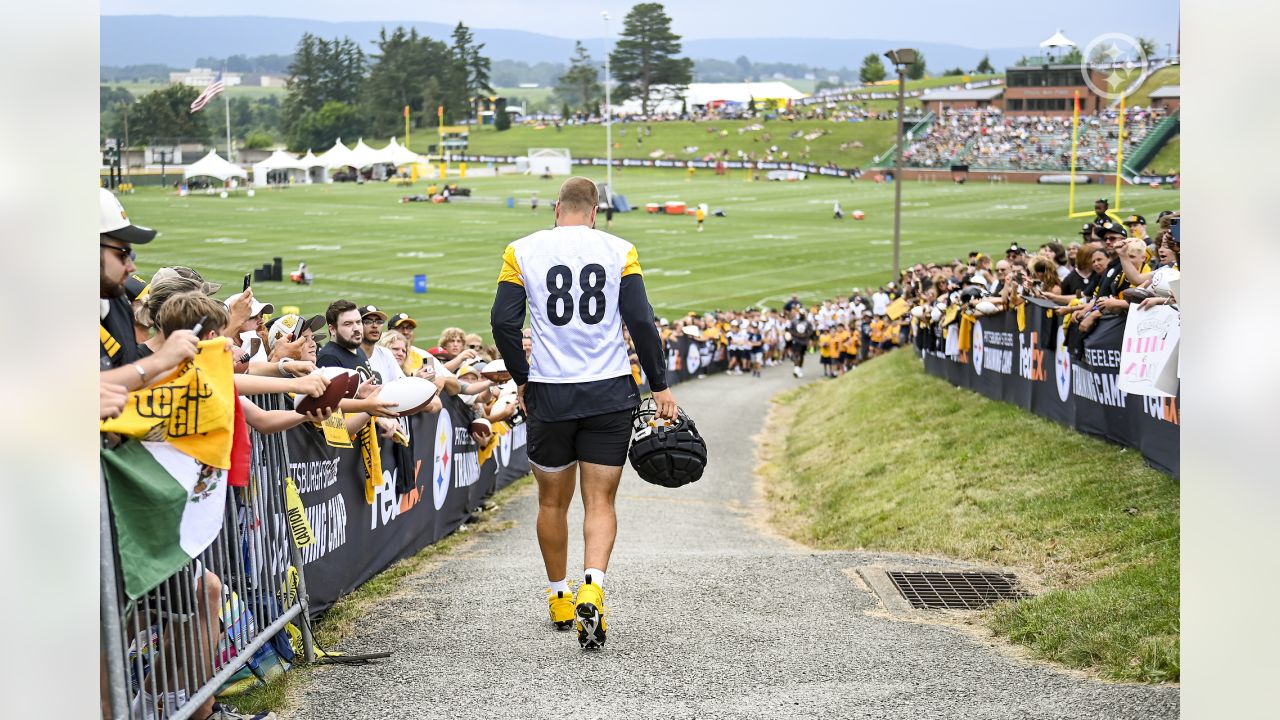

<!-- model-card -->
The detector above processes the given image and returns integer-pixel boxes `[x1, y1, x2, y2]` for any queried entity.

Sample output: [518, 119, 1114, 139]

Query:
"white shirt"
[499, 225, 641, 384]
[366, 344, 404, 384]
[872, 292, 889, 316]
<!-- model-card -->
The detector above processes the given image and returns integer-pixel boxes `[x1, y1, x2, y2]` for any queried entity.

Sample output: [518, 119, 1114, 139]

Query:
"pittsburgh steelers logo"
[972, 320, 985, 376]
[1055, 326, 1072, 402]
[1081, 33, 1149, 101]
[432, 411, 453, 510]
[687, 343, 702, 373]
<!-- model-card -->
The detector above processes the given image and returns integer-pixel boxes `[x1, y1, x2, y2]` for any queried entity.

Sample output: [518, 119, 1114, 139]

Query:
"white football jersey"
[499, 225, 642, 384]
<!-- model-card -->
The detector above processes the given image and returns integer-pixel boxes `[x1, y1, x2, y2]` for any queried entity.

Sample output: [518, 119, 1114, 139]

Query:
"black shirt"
[788, 317, 814, 342]
[316, 342, 374, 383]
[1093, 260, 1124, 299]
[1061, 270, 1098, 299]
[101, 295, 141, 370]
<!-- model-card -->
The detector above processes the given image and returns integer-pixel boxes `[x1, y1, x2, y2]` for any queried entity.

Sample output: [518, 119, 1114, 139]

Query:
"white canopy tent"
[377, 137, 423, 167]
[348, 138, 385, 170]
[251, 149, 309, 187]
[300, 149, 327, 183]
[183, 150, 247, 182]
[1040, 30, 1076, 61]
[317, 139, 357, 171]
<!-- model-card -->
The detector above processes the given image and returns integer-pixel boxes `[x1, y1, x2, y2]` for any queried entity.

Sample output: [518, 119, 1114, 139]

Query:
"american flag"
[189, 71, 225, 114]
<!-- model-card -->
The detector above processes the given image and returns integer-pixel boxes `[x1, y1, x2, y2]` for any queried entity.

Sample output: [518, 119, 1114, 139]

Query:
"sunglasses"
[100, 244, 135, 262]
[467, 344, 483, 350]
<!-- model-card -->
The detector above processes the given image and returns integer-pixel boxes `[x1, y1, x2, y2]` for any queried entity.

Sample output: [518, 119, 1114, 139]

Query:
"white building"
[169, 68, 243, 87]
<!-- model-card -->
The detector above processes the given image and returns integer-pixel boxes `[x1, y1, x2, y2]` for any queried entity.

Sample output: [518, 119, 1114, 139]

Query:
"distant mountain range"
[102, 15, 1037, 74]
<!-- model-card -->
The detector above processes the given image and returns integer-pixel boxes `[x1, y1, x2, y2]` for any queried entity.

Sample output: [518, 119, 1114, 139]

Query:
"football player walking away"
[786, 310, 815, 378]
[491, 177, 678, 650]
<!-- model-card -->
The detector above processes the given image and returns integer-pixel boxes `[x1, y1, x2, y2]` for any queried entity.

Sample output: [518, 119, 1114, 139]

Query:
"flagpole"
[223, 67, 232, 162]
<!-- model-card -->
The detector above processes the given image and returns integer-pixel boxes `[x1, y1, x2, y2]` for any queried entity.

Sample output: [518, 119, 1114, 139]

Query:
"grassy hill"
[429, 119, 899, 169]
[1128, 65, 1179, 109]
[761, 350, 1179, 682]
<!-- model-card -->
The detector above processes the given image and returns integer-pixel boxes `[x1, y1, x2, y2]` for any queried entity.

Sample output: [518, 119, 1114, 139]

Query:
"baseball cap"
[360, 305, 388, 322]
[150, 266, 222, 295]
[99, 188, 157, 244]
[1124, 214, 1146, 225]
[1006, 243, 1026, 255]
[124, 273, 148, 302]
[426, 345, 451, 359]
[388, 312, 418, 329]
[267, 313, 326, 349]
[1099, 221, 1128, 238]
[224, 291, 275, 318]
[1079, 223, 1094, 236]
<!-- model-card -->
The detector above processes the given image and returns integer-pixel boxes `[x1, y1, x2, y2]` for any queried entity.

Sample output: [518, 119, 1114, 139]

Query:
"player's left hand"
[651, 388, 678, 422]
[516, 383, 527, 415]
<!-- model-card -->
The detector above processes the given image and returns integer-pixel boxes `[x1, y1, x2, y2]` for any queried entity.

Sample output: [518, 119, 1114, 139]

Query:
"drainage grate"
[886, 571, 1028, 610]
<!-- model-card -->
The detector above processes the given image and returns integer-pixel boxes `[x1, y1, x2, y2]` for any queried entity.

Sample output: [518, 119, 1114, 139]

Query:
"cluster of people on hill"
[903, 108, 1166, 171]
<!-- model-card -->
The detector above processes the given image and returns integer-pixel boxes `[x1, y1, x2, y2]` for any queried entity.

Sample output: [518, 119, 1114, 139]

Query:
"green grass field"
[124, 170, 1179, 342]
[1128, 65, 1179, 109]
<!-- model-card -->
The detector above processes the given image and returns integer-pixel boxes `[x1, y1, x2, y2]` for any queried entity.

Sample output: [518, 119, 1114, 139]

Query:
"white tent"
[348, 138, 385, 170]
[317, 138, 357, 170]
[377, 137, 423, 167]
[615, 81, 807, 115]
[183, 150, 247, 182]
[300, 149, 328, 183]
[251, 150, 309, 187]
[1040, 29, 1076, 48]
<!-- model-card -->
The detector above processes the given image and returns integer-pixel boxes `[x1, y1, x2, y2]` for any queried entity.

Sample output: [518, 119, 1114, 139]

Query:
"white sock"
[584, 568, 606, 587]
[549, 578, 570, 594]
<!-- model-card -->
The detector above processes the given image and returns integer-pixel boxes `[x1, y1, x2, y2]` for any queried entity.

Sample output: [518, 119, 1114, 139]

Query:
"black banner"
[282, 395, 529, 614]
[921, 308, 1179, 477]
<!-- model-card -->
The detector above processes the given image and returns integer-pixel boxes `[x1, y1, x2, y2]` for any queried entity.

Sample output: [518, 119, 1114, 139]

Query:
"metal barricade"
[101, 394, 314, 719]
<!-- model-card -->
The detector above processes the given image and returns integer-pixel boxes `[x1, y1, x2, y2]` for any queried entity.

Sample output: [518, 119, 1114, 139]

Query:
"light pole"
[602, 11, 613, 205]
[884, 48, 918, 281]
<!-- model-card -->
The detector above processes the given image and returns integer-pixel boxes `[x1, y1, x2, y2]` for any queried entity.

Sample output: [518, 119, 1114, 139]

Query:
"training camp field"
[126, 171, 1180, 337]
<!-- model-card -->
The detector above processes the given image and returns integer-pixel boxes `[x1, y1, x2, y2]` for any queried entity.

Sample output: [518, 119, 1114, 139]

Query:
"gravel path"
[289, 363, 1179, 719]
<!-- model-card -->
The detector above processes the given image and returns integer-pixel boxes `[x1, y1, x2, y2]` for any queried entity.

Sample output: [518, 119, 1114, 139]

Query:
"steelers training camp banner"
[279, 394, 529, 613]
[920, 305, 1179, 477]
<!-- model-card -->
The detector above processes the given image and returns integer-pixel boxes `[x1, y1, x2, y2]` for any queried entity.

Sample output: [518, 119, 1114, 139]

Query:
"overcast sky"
[100, 0, 1180, 50]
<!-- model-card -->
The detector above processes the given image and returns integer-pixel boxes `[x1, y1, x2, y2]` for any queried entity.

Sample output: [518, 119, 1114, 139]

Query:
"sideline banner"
[280, 395, 529, 614]
[921, 307, 1179, 477]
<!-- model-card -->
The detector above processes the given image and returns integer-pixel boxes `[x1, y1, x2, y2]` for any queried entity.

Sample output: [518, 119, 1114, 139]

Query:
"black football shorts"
[527, 408, 633, 469]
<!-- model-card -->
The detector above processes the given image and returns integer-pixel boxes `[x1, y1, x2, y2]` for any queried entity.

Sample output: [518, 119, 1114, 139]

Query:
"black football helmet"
[628, 398, 708, 488]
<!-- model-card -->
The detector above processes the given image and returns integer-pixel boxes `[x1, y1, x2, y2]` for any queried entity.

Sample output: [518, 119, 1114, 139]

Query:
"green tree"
[942, 66, 965, 77]
[494, 98, 511, 131]
[1135, 36, 1158, 60]
[906, 52, 926, 80]
[289, 101, 364, 152]
[242, 131, 275, 150]
[554, 41, 602, 113]
[735, 55, 753, 80]
[283, 33, 366, 146]
[859, 53, 886, 84]
[123, 83, 209, 146]
[610, 3, 694, 116]
[1061, 47, 1083, 65]
[976, 54, 994, 74]
[450, 22, 494, 123]
[100, 86, 134, 113]
[361, 27, 455, 137]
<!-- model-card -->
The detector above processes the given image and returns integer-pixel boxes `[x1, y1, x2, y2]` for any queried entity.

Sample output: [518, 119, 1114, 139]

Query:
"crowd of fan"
[98, 188, 524, 720]
[616, 197, 1179, 385]
[903, 108, 1165, 171]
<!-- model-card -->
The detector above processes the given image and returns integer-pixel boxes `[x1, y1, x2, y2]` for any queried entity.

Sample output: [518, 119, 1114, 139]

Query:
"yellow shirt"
[818, 332, 836, 358]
